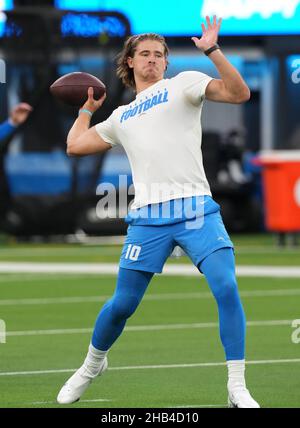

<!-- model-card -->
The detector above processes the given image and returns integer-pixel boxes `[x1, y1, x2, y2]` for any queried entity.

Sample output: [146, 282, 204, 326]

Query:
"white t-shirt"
[95, 71, 213, 209]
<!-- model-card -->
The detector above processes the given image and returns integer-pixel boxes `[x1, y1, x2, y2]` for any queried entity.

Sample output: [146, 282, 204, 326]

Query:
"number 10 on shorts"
[125, 244, 141, 261]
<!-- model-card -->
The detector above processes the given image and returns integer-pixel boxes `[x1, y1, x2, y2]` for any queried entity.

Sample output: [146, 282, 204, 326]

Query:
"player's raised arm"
[66, 87, 112, 156]
[191, 15, 250, 104]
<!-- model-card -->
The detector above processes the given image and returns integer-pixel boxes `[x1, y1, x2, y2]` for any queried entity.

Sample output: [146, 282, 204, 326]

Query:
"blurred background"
[0, 0, 300, 242]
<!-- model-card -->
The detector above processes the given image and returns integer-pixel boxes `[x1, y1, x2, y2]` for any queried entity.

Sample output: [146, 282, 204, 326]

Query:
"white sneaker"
[228, 387, 260, 408]
[57, 357, 108, 404]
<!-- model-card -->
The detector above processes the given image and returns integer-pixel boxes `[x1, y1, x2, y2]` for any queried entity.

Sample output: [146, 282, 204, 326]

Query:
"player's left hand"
[10, 103, 33, 126]
[191, 15, 222, 52]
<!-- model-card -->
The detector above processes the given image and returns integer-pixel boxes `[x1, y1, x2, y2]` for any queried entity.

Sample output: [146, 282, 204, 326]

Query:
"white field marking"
[5, 319, 293, 337]
[0, 296, 111, 306]
[31, 399, 111, 405]
[171, 404, 226, 408]
[1, 358, 300, 377]
[0, 262, 118, 274]
[1, 288, 300, 306]
[234, 246, 300, 253]
[0, 247, 121, 254]
[0, 245, 298, 255]
[1, 262, 300, 277]
[0, 274, 116, 284]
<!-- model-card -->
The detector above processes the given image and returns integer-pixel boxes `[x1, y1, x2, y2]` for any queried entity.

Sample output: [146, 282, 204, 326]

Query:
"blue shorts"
[119, 197, 234, 273]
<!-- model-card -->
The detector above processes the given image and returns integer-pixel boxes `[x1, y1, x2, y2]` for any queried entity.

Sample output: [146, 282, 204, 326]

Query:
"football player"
[57, 16, 259, 408]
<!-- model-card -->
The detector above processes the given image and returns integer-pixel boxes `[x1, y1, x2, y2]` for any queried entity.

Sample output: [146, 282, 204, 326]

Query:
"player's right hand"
[82, 87, 106, 113]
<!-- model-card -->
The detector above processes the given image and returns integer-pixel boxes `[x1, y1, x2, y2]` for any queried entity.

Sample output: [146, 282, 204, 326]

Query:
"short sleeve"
[95, 113, 119, 147]
[176, 71, 213, 105]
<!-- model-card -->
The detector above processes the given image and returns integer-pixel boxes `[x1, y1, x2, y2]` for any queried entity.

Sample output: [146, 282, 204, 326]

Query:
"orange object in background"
[254, 151, 300, 232]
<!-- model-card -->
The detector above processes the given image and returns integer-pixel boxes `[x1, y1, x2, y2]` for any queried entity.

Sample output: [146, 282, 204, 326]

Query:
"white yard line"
[1, 289, 300, 306]
[0, 246, 298, 255]
[1, 262, 300, 277]
[30, 400, 222, 407]
[0, 274, 105, 283]
[5, 319, 293, 337]
[0, 262, 120, 274]
[1, 358, 300, 377]
[30, 399, 112, 405]
[171, 404, 225, 408]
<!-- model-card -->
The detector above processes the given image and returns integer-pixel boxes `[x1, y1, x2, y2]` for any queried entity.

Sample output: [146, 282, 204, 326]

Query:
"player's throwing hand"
[191, 15, 222, 52]
[81, 87, 106, 114]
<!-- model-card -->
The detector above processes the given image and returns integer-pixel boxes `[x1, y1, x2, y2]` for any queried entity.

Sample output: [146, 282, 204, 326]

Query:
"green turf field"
[0, 235, 300, 408]
[0, 234, 300, 265]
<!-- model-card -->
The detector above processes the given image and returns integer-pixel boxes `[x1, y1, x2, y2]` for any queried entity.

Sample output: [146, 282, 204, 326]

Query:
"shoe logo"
[218, 237, 225, 241]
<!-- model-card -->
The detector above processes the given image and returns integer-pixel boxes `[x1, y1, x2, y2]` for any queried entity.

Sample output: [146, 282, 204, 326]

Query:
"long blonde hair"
[116, 33, 169, 89]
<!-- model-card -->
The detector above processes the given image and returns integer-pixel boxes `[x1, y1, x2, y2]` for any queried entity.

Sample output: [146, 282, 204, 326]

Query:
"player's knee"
[111, 295, 140, 321]
[210, 273, 238, 301]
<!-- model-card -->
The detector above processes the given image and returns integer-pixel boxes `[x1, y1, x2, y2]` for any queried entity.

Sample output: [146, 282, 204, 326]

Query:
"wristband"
[78, 108, 93, 117]
[204, 44, 220, 56]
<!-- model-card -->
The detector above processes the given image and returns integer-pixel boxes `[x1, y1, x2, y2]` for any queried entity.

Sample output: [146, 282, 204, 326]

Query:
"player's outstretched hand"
[82, 87, 106, 113]
[191, 15, 222, 52]
[10, 103, 33, 126]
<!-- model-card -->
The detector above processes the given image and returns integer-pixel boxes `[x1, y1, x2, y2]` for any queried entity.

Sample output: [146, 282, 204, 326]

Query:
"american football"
[50, 72, 106, 106]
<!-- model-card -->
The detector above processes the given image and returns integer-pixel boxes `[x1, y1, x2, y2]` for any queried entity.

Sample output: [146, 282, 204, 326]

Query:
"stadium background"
[0, 0, 300, 409]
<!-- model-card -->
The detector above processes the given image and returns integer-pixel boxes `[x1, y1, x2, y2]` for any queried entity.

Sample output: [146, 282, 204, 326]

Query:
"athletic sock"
[79, 344, 108, 379]
[227, 359, 246, 390]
